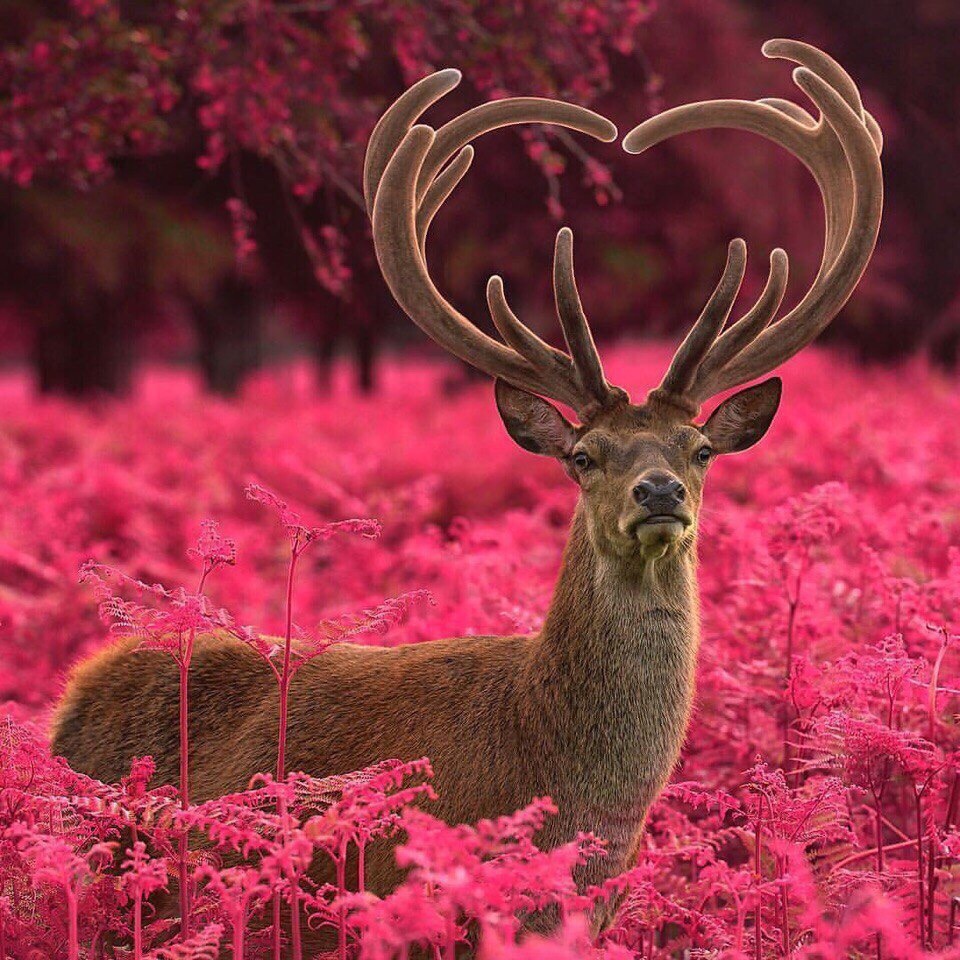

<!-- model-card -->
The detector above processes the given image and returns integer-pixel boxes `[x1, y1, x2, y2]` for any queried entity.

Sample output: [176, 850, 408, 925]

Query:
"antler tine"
[416, 99, 618, 204]
[693, 64, 882, 401]
[765, 39, 864, 118]
[697, 248, 789, 378]
[655, 239, 746, 402]
[623, 39, 882, 411]
[373, 124, 580, 406]
[865, 113, 883, 154]
[486, 276, 573, 376]
[363, 69, 462, 218]
[416, 145, 474, 254]
[367, 71, 622, 417]
[758, 98, 816, 127]
[553, 228, 621, 407]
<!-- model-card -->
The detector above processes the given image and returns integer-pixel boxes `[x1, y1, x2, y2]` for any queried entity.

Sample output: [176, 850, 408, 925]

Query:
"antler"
[624, 39, 883, 415]
[365, 71, 626, 417]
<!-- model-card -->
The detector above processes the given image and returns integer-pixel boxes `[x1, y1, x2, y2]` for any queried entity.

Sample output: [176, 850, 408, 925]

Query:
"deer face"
[496, 378, 781, 561]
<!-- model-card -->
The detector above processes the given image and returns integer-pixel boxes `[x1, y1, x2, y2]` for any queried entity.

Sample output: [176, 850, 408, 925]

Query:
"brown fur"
[51, 391, 779, 941]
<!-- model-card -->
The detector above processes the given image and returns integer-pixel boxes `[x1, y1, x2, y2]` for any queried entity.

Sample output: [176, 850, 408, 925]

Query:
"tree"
[1, 0, 655, 395]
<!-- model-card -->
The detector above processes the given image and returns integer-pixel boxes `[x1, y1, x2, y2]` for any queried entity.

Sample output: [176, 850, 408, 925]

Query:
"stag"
[53, 39, 882, 939]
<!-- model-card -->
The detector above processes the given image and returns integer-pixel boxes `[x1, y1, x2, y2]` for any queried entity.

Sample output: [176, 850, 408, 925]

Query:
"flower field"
[1, 344, 959, 958]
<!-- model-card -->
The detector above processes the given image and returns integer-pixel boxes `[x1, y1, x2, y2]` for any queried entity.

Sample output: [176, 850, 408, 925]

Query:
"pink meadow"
[0, 344, 958, 957]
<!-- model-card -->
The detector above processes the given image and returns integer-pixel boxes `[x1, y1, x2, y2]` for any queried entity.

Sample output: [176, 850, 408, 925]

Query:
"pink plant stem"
[276, 537, 301, 783]
[233, 909, 246, 960]
[133, 895, 142, 960]
[916, 791, 925, 947]
[272, 754, 294, 960]
[730, 890, 744, 955]
[444, 914, 456, 960]
[357, 839, 366, 893]
[274, 537, 302, 959]
[290, 875, 302, 960]
[754, 814, 762, 960]
[872, 784, 888, 960]
[929, 629, 948, 744]
[272, 897, 282, 960]
[779, 869, 790, 956]
[785, 594, 799, 681]
[937, 772, 960, 948]
[178, 651, 192, 935]
[277, 673, 292, 786]
[337, 836, 348, 960]
[66, 886, 79, 960]
[782, 560, 805, 775]
[874, 792, 885, 873]
[830, 839, 916, 873]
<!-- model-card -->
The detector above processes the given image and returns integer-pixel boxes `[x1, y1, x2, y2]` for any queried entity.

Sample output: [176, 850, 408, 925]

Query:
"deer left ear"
[702, 377, 782, 454]
[495, 379, 577, 457]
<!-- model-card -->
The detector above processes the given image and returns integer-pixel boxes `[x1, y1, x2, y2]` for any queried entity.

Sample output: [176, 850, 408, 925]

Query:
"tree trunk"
[33, 296, 133, 397]
[354, 325, 377, 394]
[193, 275, 264, 397]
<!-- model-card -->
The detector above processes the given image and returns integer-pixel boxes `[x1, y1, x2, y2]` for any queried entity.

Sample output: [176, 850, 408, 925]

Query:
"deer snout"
[623, 470, 692, 558]
[632, 471, 685, 512]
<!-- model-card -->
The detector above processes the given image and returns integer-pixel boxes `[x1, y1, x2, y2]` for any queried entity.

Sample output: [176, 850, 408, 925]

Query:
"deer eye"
[696, 446, 713, 466]
[572, 451, 593, 471]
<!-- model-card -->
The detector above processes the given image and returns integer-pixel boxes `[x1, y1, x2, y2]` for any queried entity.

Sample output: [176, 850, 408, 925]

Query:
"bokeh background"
[1, 0, 957, 395]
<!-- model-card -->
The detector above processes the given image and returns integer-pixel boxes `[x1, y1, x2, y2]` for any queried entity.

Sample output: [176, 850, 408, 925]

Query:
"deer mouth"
[627, 513, 690, 559]
[623, 513, 691, 550]
[640, 515, 684, 525]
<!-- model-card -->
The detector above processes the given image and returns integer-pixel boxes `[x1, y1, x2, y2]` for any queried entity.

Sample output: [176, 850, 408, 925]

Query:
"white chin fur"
[634, 520, 684, 559]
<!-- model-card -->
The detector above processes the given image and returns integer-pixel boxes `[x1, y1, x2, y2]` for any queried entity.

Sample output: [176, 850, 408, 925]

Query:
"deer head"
[365, 39, 882, 564]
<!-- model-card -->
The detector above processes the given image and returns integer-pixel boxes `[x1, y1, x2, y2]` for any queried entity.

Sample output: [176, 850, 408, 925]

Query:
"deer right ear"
[495, 379, 577, 458]
[702, 377, 782, 454]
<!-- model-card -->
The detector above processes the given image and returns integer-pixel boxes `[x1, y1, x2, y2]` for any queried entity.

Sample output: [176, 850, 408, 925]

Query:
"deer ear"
[702, 377, 782, 454]
[495, 379, 577, 458]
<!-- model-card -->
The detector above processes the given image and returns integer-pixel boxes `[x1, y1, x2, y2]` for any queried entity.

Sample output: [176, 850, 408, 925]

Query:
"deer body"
[53, 500, 699, 905]
[52, 38, 882, 942]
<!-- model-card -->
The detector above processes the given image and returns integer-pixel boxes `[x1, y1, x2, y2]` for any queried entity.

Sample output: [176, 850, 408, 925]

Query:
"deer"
[52, 38, 882, 940]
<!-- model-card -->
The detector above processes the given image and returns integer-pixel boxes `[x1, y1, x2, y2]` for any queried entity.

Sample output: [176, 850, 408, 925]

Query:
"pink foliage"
[0, 344, 959, 956]
[0, 0, 655, 281]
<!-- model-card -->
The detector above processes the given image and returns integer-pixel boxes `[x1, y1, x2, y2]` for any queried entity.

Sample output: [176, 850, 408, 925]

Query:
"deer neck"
[530, 501, 700, 807]
[541, 502, 700, 661]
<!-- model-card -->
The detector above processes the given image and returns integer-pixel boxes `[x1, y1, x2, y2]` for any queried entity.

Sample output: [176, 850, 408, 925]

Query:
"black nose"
[632, 472, 685, 508]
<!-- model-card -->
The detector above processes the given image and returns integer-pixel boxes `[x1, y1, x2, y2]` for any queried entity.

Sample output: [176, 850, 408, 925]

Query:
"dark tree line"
[1, 0, 956, 397]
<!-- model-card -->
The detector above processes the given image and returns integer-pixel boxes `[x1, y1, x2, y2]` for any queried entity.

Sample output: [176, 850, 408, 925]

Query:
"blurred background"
[0, 0, 957, 399]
